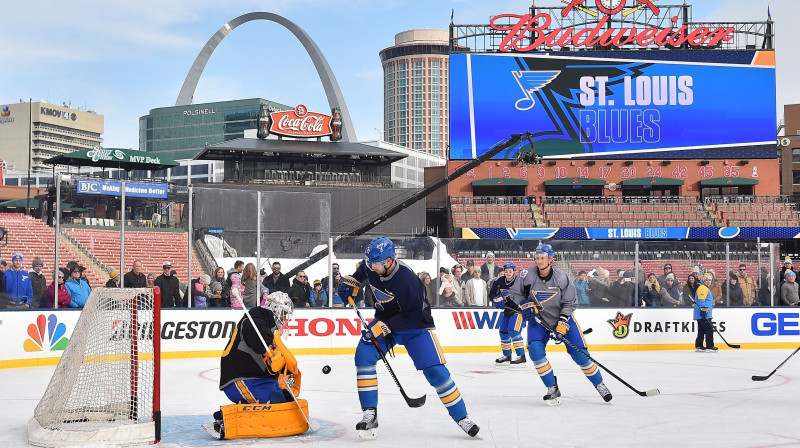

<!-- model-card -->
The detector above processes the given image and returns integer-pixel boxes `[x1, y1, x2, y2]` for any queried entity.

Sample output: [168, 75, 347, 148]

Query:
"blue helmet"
[534, 244, 554, 257]
[503, 261, 516, 271]
[365, 236, 396, 264]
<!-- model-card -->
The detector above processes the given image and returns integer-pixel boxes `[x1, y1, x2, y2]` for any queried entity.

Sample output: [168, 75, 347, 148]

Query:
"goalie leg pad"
[219, 401, 309, 439]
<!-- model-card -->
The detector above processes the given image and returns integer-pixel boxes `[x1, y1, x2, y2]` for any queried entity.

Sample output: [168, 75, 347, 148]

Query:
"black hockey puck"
[322, 365, 331, 374]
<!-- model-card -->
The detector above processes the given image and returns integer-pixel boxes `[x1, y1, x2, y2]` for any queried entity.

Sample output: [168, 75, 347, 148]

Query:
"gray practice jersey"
[508, 266, 578, 327]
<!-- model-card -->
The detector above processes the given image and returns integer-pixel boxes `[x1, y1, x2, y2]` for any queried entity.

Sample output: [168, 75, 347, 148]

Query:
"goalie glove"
[338, 275, 360, 301]
[264, 347, 286, 375]
[553, 316, 570, 342]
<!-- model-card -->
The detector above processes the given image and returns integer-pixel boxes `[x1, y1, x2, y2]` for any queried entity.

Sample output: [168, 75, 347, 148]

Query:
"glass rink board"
[449, 52, 777, 160]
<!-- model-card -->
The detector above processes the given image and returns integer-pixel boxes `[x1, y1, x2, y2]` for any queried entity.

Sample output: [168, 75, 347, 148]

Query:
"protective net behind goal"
[28, 287, 161, 447]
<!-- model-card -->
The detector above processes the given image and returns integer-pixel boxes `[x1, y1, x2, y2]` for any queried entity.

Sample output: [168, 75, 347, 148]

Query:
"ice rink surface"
[4, 348, 800, 448]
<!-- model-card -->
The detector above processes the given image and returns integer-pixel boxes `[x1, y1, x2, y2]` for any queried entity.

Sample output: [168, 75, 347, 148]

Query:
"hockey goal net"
[28, 287, 161, 447]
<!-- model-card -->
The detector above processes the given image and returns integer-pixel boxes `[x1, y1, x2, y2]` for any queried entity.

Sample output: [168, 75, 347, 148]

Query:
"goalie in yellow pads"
[205, 291, 307, 439]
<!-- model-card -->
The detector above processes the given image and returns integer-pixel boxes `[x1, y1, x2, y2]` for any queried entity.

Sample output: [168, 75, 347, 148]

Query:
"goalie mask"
[262, 291, 294, 328]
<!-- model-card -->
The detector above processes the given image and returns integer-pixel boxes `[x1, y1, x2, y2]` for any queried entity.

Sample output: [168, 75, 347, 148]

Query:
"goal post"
[28, 287, 161, 447]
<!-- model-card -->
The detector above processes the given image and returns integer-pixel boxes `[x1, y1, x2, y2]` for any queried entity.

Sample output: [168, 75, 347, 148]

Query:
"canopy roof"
[44, 148, 179, 171]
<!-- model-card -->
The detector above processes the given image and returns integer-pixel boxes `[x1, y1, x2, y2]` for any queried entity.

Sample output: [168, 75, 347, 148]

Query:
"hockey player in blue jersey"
[490, 261, 527, 366]
[338, 236, 479, 440]
[508, 243, 612, 406]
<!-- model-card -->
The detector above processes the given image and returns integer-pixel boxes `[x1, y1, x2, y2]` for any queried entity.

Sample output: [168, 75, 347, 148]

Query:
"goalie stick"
[752, 346, 800, 382]
[347, 295, 427, 408]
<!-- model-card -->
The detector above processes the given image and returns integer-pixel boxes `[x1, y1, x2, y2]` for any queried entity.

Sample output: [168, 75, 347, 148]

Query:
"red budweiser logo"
[489, 13, 735, 51]
[269, 104, 332, 138]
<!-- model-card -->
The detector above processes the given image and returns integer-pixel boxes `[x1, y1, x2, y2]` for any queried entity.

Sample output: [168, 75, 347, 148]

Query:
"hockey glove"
[338, 275, 360, 301]
[362, 319, 391, 343]
[492, 295, 505, 310]
[553, 316, 570, 342]
[519, 298, 540, 321]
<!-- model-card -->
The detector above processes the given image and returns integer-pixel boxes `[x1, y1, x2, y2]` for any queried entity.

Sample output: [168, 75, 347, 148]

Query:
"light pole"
[374, 128, 383, 141]
[26, 98, 32, 215]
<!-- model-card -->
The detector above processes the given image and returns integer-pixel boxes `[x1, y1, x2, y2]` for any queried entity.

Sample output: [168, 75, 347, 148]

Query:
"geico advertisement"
[3, 308, 800, 366]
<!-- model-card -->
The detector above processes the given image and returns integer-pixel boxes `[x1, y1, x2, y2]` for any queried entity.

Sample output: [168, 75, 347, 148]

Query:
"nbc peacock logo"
[24, 314, 70, 352]
[1, 106, 10, 117]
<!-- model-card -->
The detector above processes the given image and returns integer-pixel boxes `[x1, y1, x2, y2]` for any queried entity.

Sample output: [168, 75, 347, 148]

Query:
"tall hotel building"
[0, 101, 103, 175]
[379, 29, 449, 156]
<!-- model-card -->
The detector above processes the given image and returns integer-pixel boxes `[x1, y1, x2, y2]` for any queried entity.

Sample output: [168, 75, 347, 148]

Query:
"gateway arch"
[176, 12, 357, 142]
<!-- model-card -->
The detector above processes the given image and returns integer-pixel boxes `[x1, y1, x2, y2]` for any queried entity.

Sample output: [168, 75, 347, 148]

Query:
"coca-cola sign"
[490, 1, 736, 51]
[269, 104, 333, 138]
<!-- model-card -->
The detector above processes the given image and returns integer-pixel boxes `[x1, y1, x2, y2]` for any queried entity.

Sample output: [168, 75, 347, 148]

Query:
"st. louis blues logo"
[531, 290, 559, 305]
[513, 70, 561, 110]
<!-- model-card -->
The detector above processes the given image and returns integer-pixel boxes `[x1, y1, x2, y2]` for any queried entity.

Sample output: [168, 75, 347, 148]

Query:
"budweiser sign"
[490, 9, 735, 51]
[269, 104, 332, 138]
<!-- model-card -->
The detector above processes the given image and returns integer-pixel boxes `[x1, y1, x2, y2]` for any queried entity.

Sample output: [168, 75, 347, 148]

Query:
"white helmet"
[262, 291, 293, 328]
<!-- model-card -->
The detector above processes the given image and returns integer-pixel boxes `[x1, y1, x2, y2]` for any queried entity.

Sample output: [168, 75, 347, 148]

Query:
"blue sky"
[1, 0, 794, 149]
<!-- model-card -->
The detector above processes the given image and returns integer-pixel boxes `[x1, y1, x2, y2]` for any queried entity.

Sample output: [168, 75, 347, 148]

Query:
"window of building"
[414, 102, 423, 109]
[793, 170, 800, 184]
[793, 148, 800, 163]
[431, 125, 440, 132]
[414, 142, 424, 149]
[399, 63, 406, 70]
[431, 142, 441, 149]
[414, 126, 423, 133]
[414, 61, 422, 68]
[414, 133, 424, 141]
[431, 117, 440, 124]
[414, 94, 423, 101]
[432, 93, 440, 100]
[431, 109, 440, 116]
[414, 69, 423, 77]
[388, 81, 394, 88]
[398, 111, 406, 118]
[431, 61, 440, 68]
[398, 79, 406, 86]
[414, 109, 423, 117]
[414, 85, 423, 92]
[414, 77, 422, 85]
[431, 77, 440, 84]
[388, 65, 394, 73]
[399, 119, 406, 126]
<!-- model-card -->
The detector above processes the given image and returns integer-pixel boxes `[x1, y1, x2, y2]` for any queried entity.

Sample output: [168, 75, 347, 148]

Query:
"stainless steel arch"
[176, 12, 357, 142]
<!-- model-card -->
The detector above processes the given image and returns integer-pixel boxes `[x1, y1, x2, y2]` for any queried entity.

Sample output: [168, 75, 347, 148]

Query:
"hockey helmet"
[503, 261, 516, 271]
[262, 291, 294, 328]
[534, 244, 554, 258]
[365, 236, 396, 264]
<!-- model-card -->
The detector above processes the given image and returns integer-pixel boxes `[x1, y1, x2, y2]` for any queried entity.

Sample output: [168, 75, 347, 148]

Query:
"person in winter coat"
[642, 273, 661, 307]
[723, 275, 744, 307]
[29, 259, 47, 308]
[659, 274, 682, 306]
[587, 268, 613, 307]
[331, 273, 346, 307]
[611, 271, 637, 307]
[310, 280, 328, 307]
[683, 274, 699, 308]
[708, 270, 723, 306]
[288, 271, 312, 308]
[64, 265, 91, 308]
[693, 273, 716, 352]
[46, 269, 71, 309]
[154, 261, 182, 307]
[574, 271, 591, 306]
[419, 272, 437, 305]
[781, 270, 799, 306]
[4, 253, 33, 306]
[241, 263, 260, 309]
[105, 267, 121, 287]
[229, 272, 244, 309]
[209, 267, 230, 307]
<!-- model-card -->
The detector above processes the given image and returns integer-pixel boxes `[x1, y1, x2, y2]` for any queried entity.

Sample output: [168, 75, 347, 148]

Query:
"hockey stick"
[240, 308, 320, 431]
[752, 346, 800, 381]
[707, 319, 740, 349]
[347, 296, 427, 408]
[538, 317, 660, 397]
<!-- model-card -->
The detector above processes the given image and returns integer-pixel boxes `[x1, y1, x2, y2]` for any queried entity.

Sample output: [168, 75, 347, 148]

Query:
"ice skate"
[695, 347, 705, 352]
[705, 346, 719, 353]
[510, 354, 527, 366]
[457, 417, 480, 438]
[201, 420, 224, 440]
[495, 355, 511, 365]
[356, 407, 378, 440]
[543, 377, 562, 406]
[596, 382, 612, 402]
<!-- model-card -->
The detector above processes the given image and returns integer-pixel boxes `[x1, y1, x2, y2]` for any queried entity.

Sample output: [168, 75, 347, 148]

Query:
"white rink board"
[2, 307, 800, 367]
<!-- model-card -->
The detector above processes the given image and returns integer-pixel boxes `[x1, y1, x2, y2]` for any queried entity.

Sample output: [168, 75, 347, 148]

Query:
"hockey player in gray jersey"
[507, 244, 612, 406]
